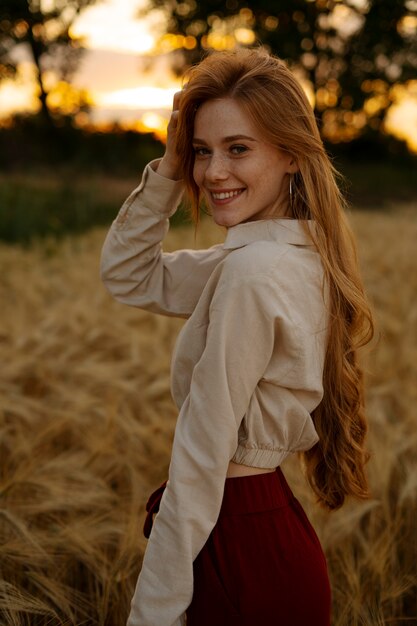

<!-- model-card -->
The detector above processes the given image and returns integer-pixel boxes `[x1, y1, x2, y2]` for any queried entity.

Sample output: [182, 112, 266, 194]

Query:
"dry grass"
[0, 205, 416, 625]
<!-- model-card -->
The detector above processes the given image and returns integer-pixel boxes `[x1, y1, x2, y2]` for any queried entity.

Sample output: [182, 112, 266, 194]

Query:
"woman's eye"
[230, 145, 248, 155]
[193, 146, 210, 156]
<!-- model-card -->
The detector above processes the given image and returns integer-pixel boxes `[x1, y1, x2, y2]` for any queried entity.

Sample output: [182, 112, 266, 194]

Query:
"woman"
[100, 47, 374, 626]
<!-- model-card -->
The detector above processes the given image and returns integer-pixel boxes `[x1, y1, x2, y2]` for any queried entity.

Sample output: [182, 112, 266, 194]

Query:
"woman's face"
[192, 97, 297, 228]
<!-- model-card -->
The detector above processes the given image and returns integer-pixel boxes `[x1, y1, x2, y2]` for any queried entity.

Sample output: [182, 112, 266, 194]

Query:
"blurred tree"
[0, 0, 97, 128]
[145, 0, 417, 148]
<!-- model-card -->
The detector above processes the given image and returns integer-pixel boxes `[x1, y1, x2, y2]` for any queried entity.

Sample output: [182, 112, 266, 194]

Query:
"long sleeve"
[102, 175, 329, 624]
[100, 160, 227, 318]
[126, 265, 287, 626]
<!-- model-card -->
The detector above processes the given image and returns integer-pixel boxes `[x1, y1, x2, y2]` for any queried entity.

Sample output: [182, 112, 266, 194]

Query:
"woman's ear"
[288, 158, 299, 174]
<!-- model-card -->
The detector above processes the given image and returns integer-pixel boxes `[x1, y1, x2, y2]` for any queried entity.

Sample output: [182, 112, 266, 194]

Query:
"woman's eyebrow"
[192, 135, 258, 144]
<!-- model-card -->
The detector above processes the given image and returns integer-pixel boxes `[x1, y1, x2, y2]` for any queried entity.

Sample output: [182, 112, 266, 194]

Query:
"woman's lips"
[208, 188, 245, 205]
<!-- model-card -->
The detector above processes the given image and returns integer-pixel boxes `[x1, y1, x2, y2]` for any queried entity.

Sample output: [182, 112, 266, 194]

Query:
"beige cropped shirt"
[100, 160, 330, 626]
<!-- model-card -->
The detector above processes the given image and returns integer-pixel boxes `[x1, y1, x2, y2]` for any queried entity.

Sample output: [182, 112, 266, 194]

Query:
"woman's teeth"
[212, 189, 243, 200]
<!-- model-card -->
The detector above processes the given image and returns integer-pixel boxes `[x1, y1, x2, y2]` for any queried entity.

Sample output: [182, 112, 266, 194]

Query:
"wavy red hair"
[175, 47, 374, 510]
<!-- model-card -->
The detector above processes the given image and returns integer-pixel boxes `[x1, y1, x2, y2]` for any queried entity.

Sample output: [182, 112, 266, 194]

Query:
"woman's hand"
[156, 91, 183, 180]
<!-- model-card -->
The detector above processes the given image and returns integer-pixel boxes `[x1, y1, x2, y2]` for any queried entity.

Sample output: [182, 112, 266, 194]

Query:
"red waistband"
[219, 467, 294, 516]
[143, 467, 295, 538]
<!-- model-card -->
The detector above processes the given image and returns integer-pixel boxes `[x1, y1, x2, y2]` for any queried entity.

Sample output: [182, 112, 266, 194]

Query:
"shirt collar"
[223, 218, 316, 250]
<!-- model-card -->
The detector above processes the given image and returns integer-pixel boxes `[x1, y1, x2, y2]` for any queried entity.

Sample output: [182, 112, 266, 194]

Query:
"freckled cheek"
[192, 162, 204, 187]
[256, 164, 286, 194]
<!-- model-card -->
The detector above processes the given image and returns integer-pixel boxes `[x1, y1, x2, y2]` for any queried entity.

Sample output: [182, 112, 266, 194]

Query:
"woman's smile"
[192, 98, 298, 227]
[208, 188, 246, 204]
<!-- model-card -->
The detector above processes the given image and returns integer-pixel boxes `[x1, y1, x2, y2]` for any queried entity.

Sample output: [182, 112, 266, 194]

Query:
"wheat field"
[0, 204, 416, 625]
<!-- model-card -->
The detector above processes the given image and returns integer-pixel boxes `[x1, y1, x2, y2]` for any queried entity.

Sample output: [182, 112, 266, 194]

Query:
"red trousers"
[144, 467, 331, 625]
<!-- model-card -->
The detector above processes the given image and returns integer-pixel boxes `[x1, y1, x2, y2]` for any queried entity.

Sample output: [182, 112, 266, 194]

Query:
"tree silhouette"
[0, 0, 97, 128]
[145, 0, 417, 147]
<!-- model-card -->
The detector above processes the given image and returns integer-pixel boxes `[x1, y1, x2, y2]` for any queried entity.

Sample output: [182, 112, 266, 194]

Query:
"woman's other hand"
[156, 91, 183, 180]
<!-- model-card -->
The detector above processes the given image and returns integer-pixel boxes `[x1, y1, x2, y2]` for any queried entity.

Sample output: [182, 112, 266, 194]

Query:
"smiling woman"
[100, 46, 375, 626]
[192, 98, 298, 227]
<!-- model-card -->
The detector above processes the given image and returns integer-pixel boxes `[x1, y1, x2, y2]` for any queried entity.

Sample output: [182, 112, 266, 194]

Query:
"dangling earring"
[289, 175, 293, 210]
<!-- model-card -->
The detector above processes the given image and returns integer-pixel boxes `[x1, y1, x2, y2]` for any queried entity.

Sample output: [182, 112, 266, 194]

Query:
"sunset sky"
[1, 0, 417, 150]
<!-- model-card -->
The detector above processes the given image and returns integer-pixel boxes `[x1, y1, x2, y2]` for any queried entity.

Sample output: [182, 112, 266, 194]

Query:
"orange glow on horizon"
[72, 110, 169, 143]
[95, 85, 180, 110]
[132, 112, 168, 142]
[385, 83, 417, 153]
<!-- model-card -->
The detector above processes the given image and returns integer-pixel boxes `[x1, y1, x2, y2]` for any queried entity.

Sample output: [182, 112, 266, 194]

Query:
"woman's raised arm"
[100, 92, 227, 318]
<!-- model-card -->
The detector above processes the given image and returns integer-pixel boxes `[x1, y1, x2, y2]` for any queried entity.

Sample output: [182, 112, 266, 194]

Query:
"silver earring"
[289, 175, 293, 209]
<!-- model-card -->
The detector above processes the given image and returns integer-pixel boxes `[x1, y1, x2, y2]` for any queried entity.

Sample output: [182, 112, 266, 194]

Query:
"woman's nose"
[204, 153, 229, 181]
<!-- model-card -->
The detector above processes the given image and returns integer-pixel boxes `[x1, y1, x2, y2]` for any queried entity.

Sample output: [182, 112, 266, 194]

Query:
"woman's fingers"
[166, 91, 182, 136]
[166, 110, 179, 142]
[169, 110, 179, 125]
[172, 90, 182, 111]
[155, 89, 184, 179]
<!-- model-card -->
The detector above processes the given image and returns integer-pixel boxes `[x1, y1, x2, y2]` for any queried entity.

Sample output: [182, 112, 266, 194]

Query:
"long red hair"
[176, 47, 374, 510]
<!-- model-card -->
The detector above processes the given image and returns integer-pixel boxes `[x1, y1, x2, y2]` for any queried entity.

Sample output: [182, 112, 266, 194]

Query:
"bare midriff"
[226, 460, 277, 478]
